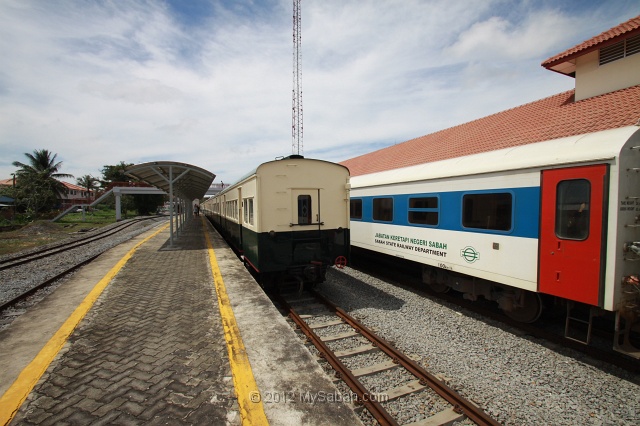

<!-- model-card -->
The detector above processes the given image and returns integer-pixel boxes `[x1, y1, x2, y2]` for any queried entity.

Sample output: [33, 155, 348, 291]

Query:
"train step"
[564, 301, 597, 345]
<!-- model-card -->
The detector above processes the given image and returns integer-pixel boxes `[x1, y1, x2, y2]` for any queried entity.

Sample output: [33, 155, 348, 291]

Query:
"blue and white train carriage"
[349, 126, 640, 356]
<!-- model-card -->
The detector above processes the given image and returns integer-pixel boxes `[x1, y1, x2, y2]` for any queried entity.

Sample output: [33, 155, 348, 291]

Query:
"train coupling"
[304, 261, 326, 282]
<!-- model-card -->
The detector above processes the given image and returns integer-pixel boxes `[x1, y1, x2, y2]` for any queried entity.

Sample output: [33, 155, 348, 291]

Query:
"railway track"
[275, 289, 500, 426]
[349, 249, 640, 374]
[0, 216, 162, 271]
[0, 216, 167, 313]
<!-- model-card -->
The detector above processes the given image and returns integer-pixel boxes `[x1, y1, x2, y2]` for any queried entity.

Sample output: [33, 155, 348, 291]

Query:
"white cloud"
[78, 79, 183, 104]
[0, 0, 638, 185]
[446, 10, 577, 61]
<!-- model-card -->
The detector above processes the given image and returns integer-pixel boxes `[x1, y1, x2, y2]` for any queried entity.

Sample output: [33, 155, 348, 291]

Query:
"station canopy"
[125, 161, 215, 201]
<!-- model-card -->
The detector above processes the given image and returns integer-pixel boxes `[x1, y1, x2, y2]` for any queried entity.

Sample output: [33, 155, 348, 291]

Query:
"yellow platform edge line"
[0, 222, 169, 426]
[202, 218, 269, 426]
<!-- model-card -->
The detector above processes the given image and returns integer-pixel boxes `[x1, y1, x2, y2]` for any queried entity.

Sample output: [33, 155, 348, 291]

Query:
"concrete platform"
[0, 218, 362, 425]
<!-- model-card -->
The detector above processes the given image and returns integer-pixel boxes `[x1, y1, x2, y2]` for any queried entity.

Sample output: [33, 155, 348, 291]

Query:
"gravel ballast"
[318, 267, 640, 425]
[0, 218, 167, 330]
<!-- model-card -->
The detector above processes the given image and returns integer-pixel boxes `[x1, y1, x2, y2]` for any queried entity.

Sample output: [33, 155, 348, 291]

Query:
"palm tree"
[76, 174, 99, 201]
[12, 149, 74, 212]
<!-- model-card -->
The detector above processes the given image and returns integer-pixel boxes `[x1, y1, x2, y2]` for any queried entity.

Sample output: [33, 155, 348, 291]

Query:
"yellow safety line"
[0, 223, 169, 426]
[201, 217, 269, 425]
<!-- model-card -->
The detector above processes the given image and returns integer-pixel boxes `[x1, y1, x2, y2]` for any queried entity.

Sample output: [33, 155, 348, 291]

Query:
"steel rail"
[0, 217, 165, 311]
[349, 253, 640, 374]
[0, 217, 161, 271]
[274, 294, 400, 426]
[312, 290, 500, 426]
[0, 253, 102, 311]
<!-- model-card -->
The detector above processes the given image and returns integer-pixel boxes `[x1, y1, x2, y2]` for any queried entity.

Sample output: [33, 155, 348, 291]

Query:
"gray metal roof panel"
[125, 161, 215, 201]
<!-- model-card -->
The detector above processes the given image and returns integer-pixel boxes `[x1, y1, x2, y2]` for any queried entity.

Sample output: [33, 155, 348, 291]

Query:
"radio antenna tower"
[292, 0, 303, 155]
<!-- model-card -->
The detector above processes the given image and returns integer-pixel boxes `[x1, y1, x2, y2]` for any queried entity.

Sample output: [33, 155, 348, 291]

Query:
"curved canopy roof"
[125, 161, 215, 201]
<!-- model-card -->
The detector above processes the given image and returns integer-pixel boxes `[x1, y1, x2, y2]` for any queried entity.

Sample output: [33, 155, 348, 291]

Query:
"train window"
[243, 200, 247, 223]
[350, 199, 363, 219]
[226, 200, 238, 220]
[298, 195, 312, 225]
[409, 197, 438, 209]
[408, 197, 438, 225]
[409, 211, 439, 225]
[373, 197, 393, 222]
[555, 179, 590, 240]
[243, 198, 254, 225]
[462, 193, 512, 231]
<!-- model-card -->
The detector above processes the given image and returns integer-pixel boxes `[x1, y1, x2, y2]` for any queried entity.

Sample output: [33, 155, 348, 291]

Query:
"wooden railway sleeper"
[281, 291, 501, 425]
[379, 379, 426, 401]
[275, 294, 400, 426]
[404, 406, 465, 426]
[311, 290, 501, 426]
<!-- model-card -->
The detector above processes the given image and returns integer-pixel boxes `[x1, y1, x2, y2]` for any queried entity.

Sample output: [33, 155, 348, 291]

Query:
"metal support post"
[115, 188, 122, 221]
[169, 166, 174, 247]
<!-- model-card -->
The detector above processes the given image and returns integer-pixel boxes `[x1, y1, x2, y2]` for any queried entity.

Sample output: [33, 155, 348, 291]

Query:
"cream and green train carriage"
[202, 155, 350, 288]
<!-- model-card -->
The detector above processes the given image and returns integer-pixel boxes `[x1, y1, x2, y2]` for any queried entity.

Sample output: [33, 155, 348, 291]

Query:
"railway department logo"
[460, 246, 480, 263]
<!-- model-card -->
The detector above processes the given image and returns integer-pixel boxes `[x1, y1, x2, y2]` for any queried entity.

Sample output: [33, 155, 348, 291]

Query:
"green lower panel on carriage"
[242, 227, 350, 277]
[215, 218, 242, 253]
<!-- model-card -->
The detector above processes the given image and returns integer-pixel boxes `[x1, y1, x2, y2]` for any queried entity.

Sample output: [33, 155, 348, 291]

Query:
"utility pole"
[292, 0, 303, 156]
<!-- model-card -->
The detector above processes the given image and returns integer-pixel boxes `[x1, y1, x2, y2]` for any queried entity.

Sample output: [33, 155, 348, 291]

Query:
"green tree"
[11, 149, 74, 213]
[76, 175, 99, 200]
[100, 161, 164, 216]
[100, 161, 133, 188]
[134, 193, 165, 215]
[99, 161, 134, 212]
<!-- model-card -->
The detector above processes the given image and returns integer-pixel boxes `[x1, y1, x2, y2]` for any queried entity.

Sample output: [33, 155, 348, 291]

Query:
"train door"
[539, 164, 608, 306]
[289, 188, 323, 268]
[291, 189, 321, 228]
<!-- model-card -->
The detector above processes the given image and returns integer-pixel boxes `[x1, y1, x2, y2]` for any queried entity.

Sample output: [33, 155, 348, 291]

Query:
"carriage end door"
[292, 189, 321, 228]
[539, 165, 608, 306]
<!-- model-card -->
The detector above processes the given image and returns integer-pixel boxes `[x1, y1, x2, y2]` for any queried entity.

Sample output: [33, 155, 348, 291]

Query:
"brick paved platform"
[2, 218, 362, 425]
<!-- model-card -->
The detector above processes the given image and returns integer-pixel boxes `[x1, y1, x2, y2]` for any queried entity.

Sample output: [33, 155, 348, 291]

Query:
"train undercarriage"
[421, 264, 640, 359]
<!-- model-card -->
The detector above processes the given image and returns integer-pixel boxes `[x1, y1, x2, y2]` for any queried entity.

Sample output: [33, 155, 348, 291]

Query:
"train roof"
[341, 85, 640, 178]
[216, 156, 349, 196]
[350, 126, 640, 188]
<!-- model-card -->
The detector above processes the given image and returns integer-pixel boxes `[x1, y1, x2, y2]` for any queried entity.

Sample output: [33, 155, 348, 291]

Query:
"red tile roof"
[542, 15, 640, 69]
[341, 85, 640, 177]
[61, 181, 87, 191]
[0, 178, 91, 192]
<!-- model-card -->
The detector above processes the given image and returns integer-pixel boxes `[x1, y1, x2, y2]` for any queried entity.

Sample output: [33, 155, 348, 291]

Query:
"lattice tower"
[292, 0, 303, 155]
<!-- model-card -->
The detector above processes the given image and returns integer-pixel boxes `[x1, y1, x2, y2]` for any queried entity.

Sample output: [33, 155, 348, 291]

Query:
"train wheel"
[258, 276, 274, 292]
[427, 281, 450, 293]
[503, 291, 543, 323]
[424, 267, 450, 293]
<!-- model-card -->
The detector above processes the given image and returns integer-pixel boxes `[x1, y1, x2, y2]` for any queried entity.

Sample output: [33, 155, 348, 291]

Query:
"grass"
[0, 208, 137, 256]
[57, 208, 136, 225]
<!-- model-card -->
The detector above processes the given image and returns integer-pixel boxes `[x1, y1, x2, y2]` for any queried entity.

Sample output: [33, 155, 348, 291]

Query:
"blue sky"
[0, 0, 638, 184]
